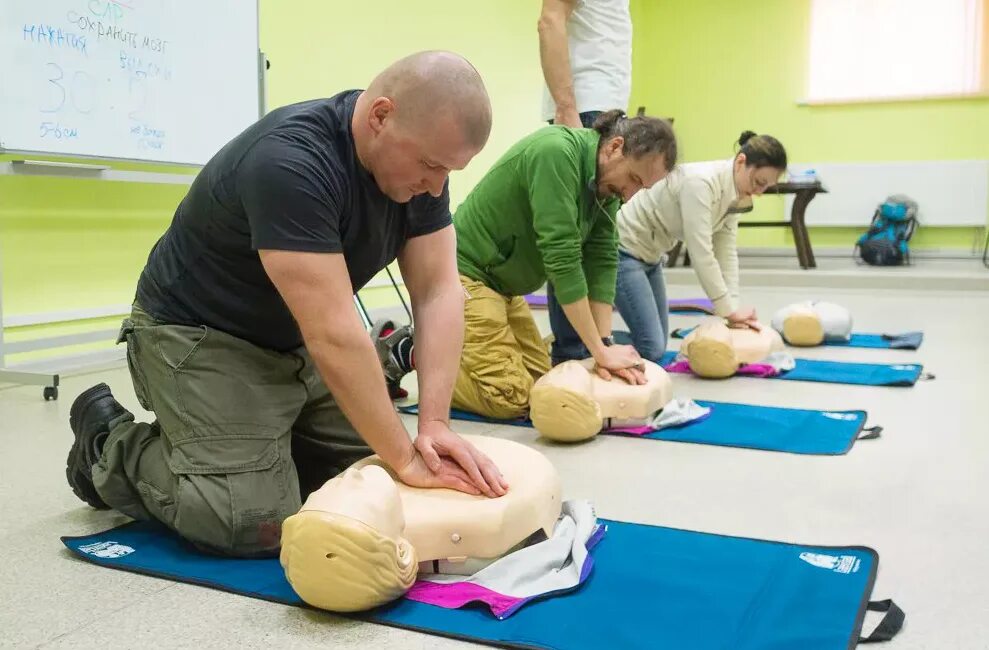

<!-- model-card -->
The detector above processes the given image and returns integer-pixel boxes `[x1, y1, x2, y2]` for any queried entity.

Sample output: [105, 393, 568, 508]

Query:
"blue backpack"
[855, 195, 918, 266]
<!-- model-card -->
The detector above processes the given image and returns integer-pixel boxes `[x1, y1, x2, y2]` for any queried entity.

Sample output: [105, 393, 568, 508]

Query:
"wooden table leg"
[790, 190, 817, 269]
[667, 241, 683, 267]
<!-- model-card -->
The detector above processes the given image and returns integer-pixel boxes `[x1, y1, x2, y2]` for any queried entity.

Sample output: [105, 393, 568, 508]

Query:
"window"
[806, 0, 986, 104]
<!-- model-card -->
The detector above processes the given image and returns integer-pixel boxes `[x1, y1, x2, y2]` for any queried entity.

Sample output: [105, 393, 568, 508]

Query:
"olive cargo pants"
[92, 305, 372, 557]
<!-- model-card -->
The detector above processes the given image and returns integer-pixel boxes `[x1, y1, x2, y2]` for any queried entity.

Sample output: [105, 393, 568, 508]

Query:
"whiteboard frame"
[0, 0, 264, 168]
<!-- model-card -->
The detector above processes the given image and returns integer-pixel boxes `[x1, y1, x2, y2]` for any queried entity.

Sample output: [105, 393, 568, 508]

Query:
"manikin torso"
[280, 436, 563, 613]
[303, 435, 562, 571]
[529, 358, 673, 441]
[680, 319, 784, 378]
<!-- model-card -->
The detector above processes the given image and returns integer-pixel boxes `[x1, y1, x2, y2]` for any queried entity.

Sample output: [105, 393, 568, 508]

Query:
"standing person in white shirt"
[614, 132, 789, 361]
[538, 0, 635, 364]
[538, 0, 631, 129]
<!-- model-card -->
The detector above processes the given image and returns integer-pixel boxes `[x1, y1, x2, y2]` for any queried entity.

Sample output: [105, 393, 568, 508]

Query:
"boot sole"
[66, 384, 112, 509]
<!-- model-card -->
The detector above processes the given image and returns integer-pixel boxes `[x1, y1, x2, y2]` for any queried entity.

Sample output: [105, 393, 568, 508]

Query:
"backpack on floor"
[854, 195, 918, 266]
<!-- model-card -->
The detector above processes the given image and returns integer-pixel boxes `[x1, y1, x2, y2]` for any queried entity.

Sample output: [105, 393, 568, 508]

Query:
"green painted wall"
[4, 0, 986, 366]
[0, 160, 191, 362]
[259, 0, 545, 208]
[629, 0, 989, 250]
[1, 0, 546, 363]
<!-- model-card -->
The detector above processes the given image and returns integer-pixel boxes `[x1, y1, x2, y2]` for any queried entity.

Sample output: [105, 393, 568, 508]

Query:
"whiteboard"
[0, 0, 260, 165]
[786, 160, 989, 227]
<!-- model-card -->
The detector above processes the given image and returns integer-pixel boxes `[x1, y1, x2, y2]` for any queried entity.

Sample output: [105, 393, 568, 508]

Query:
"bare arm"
[561, 298, 645, 384]
[560, 297, 607, 360]
[589, 300, 614, 337]
[538, 0, 581, 127]
[397, 225, 508, 496]
[261, 250, 412, 467]
[259, 249, 490, 495]
[396, 225, 464, 427]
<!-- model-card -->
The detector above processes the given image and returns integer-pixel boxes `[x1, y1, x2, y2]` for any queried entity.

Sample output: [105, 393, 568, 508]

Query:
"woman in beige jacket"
[614, 131, 788, 360]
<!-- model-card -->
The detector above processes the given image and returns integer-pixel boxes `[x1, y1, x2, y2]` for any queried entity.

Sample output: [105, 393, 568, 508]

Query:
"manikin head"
[351, 50, 492, 203]
[280, 465, 417, 613]
[592, 110, 678, 202]
[530, 359, 674, 442]
[681, 319, 785, 378]
[280, 436, 562, 613]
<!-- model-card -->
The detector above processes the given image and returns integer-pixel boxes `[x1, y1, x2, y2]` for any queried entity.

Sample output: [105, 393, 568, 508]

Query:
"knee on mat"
[457, 371, 533, 420]
[172, 473, 299, 558]
[474, 394, 530, 421]
[638, 340, 669, 364]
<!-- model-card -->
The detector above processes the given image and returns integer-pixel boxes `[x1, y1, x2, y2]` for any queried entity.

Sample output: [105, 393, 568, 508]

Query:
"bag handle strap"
[858, 426, 882, 441]
[858, 599, 905, 643]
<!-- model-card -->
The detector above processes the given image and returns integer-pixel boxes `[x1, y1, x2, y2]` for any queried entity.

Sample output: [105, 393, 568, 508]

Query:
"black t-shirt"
[135, 90, 451, 351]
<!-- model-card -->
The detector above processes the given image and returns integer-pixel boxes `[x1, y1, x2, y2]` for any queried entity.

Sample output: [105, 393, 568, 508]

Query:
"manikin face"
[595, 136, 669, 202]
[301, 465, 406, 542]
[281, 464, 418, 614]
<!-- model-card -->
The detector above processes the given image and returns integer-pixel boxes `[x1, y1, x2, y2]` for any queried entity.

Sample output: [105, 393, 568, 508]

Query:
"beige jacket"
[617, 159, 743, 316]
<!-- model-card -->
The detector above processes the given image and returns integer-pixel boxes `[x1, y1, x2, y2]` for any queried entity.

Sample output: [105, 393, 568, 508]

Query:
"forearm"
[538, 13, 577, 114]
[560, 297, 608, 359]
[305, 319, 415, 471]
[589, 300, 613, 337]
[713, 228, 741, 308]
[683, 241, 734, 317]
[681, 182, 734, 316]
[412, 281, 466, 426]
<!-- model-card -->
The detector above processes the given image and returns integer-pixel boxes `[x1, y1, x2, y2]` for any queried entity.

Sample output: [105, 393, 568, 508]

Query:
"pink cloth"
[606, 425, 655, 436]
[664, 360, 780, 378]
[406, 581, 523, 619]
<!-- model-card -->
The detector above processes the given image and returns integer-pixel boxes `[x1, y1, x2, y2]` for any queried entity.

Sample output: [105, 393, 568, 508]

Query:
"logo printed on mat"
[78, 541, 135, 559]
[799, 552, 861, 574]
[821, 412, 858, 421]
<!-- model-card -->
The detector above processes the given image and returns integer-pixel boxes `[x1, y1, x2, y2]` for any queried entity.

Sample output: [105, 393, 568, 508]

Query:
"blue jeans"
[546, 282, 592, 365]
[548, 111, 603, 128]
[614, 250, 670, 362]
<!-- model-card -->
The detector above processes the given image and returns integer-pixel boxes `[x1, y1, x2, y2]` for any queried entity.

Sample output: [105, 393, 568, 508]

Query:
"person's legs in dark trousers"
[546, 282, 593, 366]
[290, 348, 373, 500]
[548, 111, 603, 128]
[85, 305, 369, 557]
[614, 251, 670, 362]
[578, 111, 603, 128]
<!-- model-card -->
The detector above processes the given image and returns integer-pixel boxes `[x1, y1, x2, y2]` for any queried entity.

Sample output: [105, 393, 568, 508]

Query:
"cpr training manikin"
[770, 301, 853, 346]
[676, 319, 792, 379]
[528, 358, 674, 442]
[280, 435, 602, 616]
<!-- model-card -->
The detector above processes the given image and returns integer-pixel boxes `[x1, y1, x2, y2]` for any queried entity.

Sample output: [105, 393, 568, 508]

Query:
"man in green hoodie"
[444, 111, 676, 419]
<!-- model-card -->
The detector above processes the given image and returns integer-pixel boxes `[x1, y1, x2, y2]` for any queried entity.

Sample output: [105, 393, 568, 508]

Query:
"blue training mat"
[666, 327, 923, 350]
[651, 351, 927, 387]
[398, 402, 880, 455]
[61, 519, 903, 649]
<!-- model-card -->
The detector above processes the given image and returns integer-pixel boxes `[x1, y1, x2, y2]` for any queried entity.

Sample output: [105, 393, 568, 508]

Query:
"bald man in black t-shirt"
[65, 51, 508, 557]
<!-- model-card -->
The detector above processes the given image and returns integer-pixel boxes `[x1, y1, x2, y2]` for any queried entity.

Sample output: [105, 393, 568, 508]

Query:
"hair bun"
[738, 130, 757, 147]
